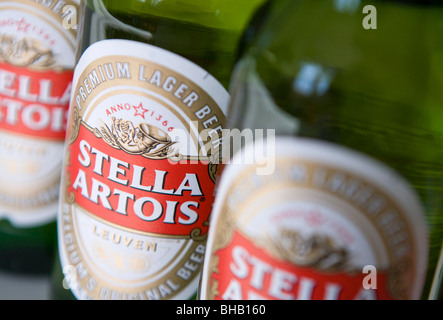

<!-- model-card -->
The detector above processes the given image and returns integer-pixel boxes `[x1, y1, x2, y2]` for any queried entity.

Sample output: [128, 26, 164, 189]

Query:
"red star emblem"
[133, 103, 149, 119]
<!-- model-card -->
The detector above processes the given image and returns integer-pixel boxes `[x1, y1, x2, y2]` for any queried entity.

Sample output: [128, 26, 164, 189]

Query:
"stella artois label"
[58, 39, 228, 300]
[200, 137, 428, 300]
[0, 0, 78, 226]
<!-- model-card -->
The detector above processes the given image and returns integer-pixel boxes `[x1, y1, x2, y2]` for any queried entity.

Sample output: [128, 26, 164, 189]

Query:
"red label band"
[67, 125, 215, 237]
[0, 62, 72, 140]
[211, 231, 394, 300]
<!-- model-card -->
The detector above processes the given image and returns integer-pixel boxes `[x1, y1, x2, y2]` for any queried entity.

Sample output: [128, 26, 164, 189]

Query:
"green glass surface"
[226, 0, 443, 299]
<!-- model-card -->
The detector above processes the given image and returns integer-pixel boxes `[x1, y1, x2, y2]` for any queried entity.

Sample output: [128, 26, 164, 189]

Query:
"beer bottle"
[200, 0, 442, 300]
[52, 0, 265, 299]
[0, 0, 79, 274]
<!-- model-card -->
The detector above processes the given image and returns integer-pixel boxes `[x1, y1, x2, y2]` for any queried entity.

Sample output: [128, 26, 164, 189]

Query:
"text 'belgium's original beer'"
[0, 0, 79, 274]
[52, 0, 265, 300]
[200, 0, 442, 300]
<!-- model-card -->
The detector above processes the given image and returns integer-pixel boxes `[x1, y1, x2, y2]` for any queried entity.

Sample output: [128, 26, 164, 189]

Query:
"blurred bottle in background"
[51, 0, 265, 300]
[0, 0, 79, 275]
[200, 0, 443, 300]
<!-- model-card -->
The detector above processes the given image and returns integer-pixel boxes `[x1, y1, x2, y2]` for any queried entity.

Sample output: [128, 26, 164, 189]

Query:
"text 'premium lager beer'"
[0, 0, 78, 274]
[54, 0, 265, 300]
[200, 0, 443, 300]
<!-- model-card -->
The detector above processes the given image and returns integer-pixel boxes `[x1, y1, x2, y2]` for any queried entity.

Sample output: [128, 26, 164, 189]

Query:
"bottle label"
[0, 0, 78, 226]
[200, 137, 428, 300]
[58, 39, 228, 300]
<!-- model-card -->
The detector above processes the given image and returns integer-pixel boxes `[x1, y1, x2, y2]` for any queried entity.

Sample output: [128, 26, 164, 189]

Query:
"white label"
[58, 39, 228, 300]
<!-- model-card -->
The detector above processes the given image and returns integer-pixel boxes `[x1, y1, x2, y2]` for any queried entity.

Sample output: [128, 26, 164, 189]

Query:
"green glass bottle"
[200, 0, 443, 300]
[0, 0, 79, 275]
[51, 0, 265, 300]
